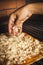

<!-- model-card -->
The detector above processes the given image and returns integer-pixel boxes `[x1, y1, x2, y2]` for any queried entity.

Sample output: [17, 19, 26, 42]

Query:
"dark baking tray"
[22, 14, 43, 41]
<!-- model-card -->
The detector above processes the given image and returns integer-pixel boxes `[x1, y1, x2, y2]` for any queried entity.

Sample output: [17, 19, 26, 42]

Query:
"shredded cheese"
[0, 33, 43, 65]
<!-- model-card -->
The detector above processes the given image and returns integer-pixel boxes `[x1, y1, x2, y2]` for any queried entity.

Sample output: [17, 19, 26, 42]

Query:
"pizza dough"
[0, 33, 43, 65]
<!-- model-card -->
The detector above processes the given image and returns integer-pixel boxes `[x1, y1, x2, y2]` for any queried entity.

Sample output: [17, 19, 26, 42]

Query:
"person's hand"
[8, 4, 33, 36]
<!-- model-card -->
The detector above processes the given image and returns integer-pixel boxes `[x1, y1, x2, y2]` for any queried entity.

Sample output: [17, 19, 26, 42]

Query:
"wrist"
[26, 4, 35, 14]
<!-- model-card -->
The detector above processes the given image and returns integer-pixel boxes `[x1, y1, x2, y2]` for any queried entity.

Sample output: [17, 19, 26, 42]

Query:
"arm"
[27, 3, 43, 14]
[16, 3, 43, 25]
[9, 3, 43, 35]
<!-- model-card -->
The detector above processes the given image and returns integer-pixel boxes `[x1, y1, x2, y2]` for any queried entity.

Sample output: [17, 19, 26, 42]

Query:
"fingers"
[13, 25, 22, 36]
[8, 14, 16, 34]
[13, 25, 18, 36]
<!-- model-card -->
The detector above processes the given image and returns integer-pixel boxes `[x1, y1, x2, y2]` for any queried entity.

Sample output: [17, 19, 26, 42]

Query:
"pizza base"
[0, 33, 43, 65]
[25, 53, 43, 65]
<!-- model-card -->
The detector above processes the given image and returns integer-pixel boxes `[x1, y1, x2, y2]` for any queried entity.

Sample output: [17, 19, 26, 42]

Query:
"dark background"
[25, 0, 43, 4]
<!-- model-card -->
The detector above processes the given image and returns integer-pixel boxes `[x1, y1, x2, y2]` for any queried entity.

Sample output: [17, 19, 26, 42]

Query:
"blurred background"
[0, 0, 25, 17]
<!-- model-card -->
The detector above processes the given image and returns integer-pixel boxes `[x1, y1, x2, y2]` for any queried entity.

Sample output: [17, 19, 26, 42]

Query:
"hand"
[12, 25, 22, 36]
[8, 4, 33, 35]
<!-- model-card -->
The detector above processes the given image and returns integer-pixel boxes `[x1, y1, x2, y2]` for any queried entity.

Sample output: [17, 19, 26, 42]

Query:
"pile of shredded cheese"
[0, 33, 43, 65]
